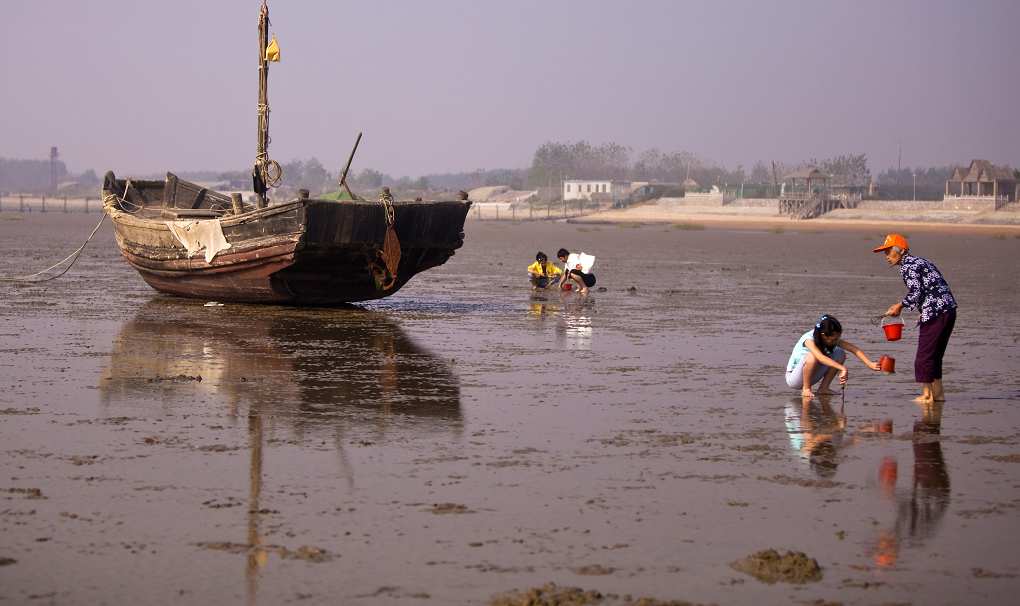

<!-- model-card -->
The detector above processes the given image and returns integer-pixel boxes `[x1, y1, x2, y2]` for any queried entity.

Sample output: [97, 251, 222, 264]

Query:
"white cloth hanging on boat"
[166, 220, 231, 263]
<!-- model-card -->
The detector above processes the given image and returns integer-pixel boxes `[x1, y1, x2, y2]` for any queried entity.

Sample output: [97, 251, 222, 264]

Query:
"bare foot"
[801, 389, 814, 399]
[912, 394, 933, 405]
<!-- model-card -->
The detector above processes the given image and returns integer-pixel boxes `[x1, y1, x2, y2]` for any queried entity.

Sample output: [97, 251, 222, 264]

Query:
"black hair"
[536, 252, 547, 262]
[556, 248, 569, 258]
[809, 440, 838, 478]
[812, 314, 842, 355]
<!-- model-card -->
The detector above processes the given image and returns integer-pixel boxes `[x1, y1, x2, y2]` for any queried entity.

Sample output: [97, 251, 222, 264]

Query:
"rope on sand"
[0, 213, 108, 283]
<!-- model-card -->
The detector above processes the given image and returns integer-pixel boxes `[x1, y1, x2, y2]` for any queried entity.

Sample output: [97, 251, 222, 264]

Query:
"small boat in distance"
[101, 1, 470, 305]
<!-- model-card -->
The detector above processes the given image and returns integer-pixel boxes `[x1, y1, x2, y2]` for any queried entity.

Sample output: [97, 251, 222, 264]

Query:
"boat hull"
[106, 185, 469, 304]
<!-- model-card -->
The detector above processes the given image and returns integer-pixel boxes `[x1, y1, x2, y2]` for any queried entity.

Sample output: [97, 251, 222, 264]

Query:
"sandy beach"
[569, 199, 1020, 235]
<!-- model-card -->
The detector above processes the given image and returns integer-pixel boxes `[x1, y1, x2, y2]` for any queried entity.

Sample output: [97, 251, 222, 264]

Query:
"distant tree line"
[4, 148, 1011, 202]
[874, 166, 955, 201]
[525, 141, 875, 195]
[808, 154, 870, 188]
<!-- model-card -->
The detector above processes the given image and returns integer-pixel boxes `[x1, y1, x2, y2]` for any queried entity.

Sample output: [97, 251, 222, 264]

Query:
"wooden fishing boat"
[102, 172, 469, 304]
[102, 1, 470, 305]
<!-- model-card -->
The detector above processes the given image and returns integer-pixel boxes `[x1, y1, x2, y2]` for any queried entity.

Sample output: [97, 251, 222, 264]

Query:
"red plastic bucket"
[879, 355, 896, 374]
[563, 283, 573, 291]
[881, 316, 904, 341]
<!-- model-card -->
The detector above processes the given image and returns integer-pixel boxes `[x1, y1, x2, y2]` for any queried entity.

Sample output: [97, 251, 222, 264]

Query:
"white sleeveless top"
[786, 330, 815, 373]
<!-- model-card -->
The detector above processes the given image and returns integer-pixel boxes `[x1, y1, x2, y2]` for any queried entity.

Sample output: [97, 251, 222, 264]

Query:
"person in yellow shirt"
[527, 252, 562, 291]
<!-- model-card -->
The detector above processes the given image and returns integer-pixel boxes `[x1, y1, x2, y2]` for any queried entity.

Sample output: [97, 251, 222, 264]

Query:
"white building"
[563, 179, 630, 202]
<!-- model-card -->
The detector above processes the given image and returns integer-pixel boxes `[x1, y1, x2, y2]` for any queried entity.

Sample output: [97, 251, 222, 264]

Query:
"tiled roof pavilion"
[946, 159, 1017, 200]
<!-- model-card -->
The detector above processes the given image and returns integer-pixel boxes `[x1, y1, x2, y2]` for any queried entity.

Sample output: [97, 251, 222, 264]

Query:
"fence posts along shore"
[470, 200, 605, 221]
[0, 194, 96, 214]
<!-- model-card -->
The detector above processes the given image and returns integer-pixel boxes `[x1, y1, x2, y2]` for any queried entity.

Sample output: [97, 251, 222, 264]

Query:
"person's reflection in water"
[555, 297, 595, 351]
[784, 396, 847, 477]
[871, 402, 951, 568]
[528, 301, 548, 319]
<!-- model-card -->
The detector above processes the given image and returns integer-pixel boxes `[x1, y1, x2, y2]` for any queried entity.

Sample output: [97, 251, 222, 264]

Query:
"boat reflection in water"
[100, 298, 462, 437]
[99, 298, 461, 601]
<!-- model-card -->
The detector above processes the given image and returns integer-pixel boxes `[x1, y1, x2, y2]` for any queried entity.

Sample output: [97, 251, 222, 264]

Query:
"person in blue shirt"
[874, 233, 957, 405]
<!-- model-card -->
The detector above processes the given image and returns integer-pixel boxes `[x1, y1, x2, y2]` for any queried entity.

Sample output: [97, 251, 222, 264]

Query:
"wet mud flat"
[1, 212, 1020, 604]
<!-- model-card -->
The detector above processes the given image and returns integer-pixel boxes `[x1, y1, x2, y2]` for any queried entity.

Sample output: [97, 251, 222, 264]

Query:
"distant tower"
[49, 146, 59, 193]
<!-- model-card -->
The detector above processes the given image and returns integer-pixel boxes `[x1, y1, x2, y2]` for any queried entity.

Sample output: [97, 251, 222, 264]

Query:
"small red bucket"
[881, 316, 904, 341]
[563, 283, 573, 291]
[879, 355, 896, 374]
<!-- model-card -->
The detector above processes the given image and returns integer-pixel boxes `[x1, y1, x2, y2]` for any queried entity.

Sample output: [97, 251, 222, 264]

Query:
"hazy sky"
[2, 0, 1017, 177]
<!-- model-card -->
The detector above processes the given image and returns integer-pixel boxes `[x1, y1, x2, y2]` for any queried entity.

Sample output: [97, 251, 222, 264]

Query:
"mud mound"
[489, 582, 699, 606]
[729, 549, 822, 584]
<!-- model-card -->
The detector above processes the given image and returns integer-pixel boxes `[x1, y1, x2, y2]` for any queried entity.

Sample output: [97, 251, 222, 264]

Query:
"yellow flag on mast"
[265, 35, 280, 62]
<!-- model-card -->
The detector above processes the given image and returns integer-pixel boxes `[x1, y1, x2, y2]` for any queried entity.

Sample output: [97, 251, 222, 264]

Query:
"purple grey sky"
[2, 0, 1017, 177]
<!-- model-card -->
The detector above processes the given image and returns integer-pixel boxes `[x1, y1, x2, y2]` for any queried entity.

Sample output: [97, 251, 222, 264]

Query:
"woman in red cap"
[874, 233, 957, 404]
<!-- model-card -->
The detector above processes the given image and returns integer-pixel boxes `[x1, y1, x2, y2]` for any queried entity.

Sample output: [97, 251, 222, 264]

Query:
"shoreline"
[568, 206, 1020, 235]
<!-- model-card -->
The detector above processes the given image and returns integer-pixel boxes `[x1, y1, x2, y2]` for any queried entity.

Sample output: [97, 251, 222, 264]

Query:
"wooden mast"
[254, 1, 272, 208]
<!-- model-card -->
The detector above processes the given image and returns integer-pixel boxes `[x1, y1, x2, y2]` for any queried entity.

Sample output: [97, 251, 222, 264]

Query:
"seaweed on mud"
[598, 430, 701, 448]
[195, 444, 242, 453]
[67, 455, 101, 466]
[672, 222, 706, 231]
[197, 541, 335, 562]
[757, 474, 843, 489]
[972, 567, 1018, 579]
[956, 500, 1020, 518]
[428, 502, 472, 514]
[3, 487, 45, 499]
[729, 549, 823, 584]
[355, 586, 431, 600]
[146, 374, 203, 383]
[955, 435, 1019, 446]
[0, 407, 40, 415]
[489, 582, 701, 606]
[982, 454, 1020, 463]
[467, 563, 537, 574]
